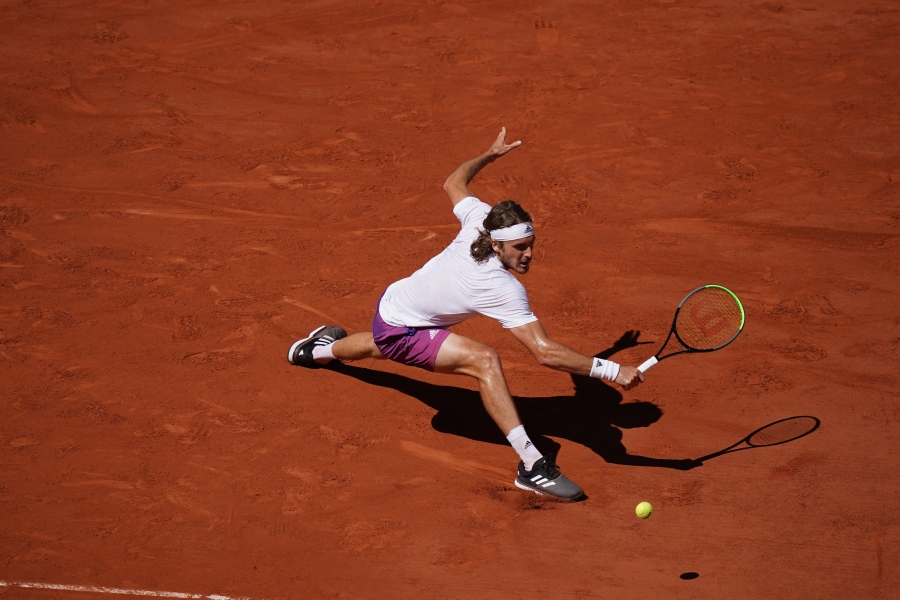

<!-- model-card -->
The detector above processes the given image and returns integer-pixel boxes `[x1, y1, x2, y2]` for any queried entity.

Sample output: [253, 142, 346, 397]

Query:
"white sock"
[311, 343, 335, 364]
[506, 425, 543, 471]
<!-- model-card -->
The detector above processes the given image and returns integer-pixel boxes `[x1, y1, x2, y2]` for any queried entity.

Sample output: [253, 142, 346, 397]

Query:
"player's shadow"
[329, 330, 694, 470]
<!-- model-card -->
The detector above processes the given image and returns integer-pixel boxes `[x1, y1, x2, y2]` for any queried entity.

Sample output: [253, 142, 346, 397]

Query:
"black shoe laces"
[541, 458, 561, 480]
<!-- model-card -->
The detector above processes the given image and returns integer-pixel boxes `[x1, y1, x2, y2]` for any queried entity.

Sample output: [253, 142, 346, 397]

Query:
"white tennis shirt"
[378, 196, 539, 330]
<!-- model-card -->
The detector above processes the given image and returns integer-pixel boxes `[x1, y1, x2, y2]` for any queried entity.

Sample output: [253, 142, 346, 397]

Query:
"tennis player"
[288, 128, 644, 501]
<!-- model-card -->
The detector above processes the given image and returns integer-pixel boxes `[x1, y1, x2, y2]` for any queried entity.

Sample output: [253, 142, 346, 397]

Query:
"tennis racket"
[693, 416, 820, 465]
[638, 284, 745, 373]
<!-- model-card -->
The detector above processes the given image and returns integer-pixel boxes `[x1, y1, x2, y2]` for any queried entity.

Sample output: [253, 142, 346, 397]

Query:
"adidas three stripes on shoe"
[515, 456, 585, 502]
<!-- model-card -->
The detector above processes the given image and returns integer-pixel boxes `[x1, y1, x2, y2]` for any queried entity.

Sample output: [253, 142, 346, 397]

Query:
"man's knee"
[472, 346, 502, 375]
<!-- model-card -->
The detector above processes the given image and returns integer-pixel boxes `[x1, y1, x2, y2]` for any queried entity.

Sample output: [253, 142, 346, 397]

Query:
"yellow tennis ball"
[636, 501, 653, 519]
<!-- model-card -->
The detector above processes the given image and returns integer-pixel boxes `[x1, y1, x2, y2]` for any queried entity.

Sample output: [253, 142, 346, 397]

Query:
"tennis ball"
[636, 501, 653, 519]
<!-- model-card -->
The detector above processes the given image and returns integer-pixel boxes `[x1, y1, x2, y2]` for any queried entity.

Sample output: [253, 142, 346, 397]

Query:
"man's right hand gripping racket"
[638, 284, 745, 374]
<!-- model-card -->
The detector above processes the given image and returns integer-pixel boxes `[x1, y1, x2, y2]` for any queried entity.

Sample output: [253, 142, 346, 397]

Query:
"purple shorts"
[372, 296, 451, 372]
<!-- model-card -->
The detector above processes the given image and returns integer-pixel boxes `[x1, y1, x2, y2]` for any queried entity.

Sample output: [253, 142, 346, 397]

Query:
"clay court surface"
[2, 0, 899, 598]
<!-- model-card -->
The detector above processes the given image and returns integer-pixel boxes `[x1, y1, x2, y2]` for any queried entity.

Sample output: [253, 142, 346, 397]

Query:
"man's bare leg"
[332, 330, 520, 431]
[433, 333, 522, 438]
[433, 333, 551, 478]
[331, 332, 386, 361]
[326, 331, 518, 432]
[432, 332, 584, 499]
[304, 329, 582, 498]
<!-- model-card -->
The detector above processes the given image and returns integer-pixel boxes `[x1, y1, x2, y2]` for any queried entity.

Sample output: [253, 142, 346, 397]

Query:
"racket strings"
[747, 417, 819, 447]
[675, 287, 743, 350]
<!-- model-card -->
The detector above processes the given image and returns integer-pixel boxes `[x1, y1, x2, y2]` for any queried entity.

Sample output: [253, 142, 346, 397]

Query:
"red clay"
[1, 1, 899, 598]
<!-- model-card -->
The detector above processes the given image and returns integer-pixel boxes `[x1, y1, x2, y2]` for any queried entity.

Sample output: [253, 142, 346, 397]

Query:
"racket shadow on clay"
[329, 329, 695, 471]
[689, 416, 821, 467]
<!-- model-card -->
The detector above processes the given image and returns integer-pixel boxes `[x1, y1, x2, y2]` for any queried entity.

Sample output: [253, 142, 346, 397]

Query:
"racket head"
[673, 284, 745, 351]
[746, 416, 820, 448]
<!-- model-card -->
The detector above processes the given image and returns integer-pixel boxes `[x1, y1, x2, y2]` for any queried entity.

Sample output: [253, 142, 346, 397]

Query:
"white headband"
[490, 222, 534, 242]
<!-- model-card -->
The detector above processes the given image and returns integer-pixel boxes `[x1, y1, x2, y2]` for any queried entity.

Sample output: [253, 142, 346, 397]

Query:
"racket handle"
[637, 356, 658, 373]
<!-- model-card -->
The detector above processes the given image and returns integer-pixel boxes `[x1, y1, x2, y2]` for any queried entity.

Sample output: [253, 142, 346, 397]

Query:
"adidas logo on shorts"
[429, 330, 438, 339]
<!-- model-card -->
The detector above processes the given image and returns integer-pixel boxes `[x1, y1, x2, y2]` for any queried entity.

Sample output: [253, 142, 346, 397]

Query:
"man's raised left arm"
[442, 127, 522, 207]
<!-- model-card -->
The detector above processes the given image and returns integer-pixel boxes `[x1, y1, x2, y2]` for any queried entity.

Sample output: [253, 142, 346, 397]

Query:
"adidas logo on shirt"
[429, 330, 438, 339]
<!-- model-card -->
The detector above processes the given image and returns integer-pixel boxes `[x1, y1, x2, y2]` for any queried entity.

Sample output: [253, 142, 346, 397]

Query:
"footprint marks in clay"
[534, 20, 559, 52]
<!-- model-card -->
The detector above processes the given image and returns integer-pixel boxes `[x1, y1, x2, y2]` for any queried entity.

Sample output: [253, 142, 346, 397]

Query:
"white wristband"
[590, 357, 620, 382]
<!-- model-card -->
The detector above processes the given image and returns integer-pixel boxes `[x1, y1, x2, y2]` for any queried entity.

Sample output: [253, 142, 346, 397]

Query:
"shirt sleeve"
[476, 276, 539, 329]
[452, 196, 490, 231]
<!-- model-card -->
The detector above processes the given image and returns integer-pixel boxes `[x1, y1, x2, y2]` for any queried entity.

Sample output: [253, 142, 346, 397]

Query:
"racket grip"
[637, 356, 658, 373]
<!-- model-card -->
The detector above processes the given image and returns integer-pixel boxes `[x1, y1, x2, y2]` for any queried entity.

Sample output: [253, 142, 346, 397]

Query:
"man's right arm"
[442, 127, 522, 207]
[509, 320, 645, 390]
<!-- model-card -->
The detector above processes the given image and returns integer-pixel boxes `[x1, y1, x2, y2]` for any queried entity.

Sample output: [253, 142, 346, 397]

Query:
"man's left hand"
[487, 127, 522, 157]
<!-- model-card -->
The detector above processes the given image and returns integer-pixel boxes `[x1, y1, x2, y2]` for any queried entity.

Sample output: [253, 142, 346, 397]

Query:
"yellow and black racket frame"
[638, 284, 745, 373]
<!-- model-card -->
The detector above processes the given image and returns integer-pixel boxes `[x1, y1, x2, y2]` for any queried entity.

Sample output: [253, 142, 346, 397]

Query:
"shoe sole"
[287, 325, 328, 364]
[514, 478, 584, 502]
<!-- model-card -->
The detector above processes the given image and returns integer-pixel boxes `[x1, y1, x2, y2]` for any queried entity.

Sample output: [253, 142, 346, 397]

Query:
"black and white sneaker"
[515, 457, 585, 502]
[287, 325, 347, 367]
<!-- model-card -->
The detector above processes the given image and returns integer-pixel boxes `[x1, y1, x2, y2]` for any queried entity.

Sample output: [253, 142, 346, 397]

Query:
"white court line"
[0, 580, 258, 600]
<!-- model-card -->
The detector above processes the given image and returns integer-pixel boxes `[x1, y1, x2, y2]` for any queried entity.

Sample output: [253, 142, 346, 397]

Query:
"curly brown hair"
[470, 200, 533, 263]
